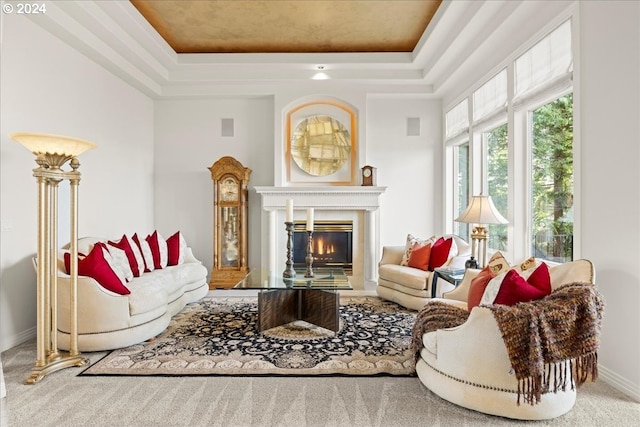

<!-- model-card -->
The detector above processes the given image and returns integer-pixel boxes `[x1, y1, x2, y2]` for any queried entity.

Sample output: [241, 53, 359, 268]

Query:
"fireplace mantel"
[253, 186, 386, 211]
[254, 186, 386, 289]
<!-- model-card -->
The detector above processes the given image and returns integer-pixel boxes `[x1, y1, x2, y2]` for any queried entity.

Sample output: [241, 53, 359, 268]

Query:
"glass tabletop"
[234, 268, 351, 290]
[433, 267, 466, 282]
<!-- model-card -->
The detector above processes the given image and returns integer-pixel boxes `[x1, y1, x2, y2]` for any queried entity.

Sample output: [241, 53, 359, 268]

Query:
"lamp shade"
[11, 132, 96, 156]
[455, 195, 508, 225]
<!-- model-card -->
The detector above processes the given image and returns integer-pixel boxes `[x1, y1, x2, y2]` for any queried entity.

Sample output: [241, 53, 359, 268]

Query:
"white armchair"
[414, 259, 598, 420]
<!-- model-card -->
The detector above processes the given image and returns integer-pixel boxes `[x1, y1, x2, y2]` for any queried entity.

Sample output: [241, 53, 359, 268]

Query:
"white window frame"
[515, 86, 574, 262]
[443, 12, 579, 263]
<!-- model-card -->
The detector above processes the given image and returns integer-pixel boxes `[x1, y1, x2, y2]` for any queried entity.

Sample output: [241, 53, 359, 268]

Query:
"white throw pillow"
[103, 244, 134, 282]
[139, 238, 155, 272]
[100, 244, 129, 284]
[479, 271, 508, 306]
[157, 232, 168, 268]
[513, 257, 542, 280]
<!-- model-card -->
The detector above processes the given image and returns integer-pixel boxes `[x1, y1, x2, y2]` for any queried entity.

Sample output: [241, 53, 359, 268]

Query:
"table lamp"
[455, 195, 508, 268]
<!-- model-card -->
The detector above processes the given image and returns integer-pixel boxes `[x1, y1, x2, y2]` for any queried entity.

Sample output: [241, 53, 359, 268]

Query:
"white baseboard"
[0, 326, 36, 353]
[598, 363, 640, 402]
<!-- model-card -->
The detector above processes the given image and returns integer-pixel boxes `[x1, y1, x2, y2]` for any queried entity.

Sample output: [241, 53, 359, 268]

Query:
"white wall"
[153, 92, 436, 276]
[367, 98, 443, 247]
[153, 98, 275, 275]
[578, 1, 640, 399]
[0, 16, 155, 351]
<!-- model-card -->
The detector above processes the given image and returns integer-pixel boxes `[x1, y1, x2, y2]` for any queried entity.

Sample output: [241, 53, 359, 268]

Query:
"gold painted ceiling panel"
[130, 0, 442, 54]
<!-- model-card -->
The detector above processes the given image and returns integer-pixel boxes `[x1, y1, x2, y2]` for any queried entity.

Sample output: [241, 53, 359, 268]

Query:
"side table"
[431, 268, 465, 298]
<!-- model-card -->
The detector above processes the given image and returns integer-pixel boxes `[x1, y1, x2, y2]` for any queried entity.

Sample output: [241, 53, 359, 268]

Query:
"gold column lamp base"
[11, 132, 96, 384]
[470, 225, 489, 268]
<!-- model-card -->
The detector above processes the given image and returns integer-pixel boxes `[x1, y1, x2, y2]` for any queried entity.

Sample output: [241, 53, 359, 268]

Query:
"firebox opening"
[293, 220, 353, 275]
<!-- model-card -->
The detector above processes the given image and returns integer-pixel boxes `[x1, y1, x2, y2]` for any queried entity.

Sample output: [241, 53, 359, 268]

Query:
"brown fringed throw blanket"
[411, 283, 605, 405]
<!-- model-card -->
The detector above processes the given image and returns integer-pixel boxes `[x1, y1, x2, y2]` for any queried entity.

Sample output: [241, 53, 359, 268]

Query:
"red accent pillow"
[64, 245, 130, 295]
[407, 242, 432, 271]
[131, 233, 153, 272]
[166, 231, 183, 266]
[108, 235, 141, 277]
[493, 263, 551, 306]
[525, 261, 551, 291]
[467, 252, 511, 312]
[467, 268, 494, 312]
[64, 252, 86, 274]
[428, 237, 453, 271]
[145, 230, 162, 269]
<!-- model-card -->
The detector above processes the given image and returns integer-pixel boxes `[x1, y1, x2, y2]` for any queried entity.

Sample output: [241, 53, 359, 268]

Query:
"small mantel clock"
[361, 165, 377, 186]
[208, 156, 251, 289]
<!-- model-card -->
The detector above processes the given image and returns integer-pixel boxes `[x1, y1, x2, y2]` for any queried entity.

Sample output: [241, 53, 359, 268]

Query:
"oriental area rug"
[81, 296, 417, 377]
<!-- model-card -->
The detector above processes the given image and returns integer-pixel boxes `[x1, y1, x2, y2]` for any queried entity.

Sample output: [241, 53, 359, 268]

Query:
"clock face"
[363, 168, 372, 178]
[220, 177, 238, 202]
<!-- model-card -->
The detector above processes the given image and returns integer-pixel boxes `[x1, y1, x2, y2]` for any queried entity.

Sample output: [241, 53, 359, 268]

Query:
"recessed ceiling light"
[312, 72, 329, 80]
[312, 65, 329, 80]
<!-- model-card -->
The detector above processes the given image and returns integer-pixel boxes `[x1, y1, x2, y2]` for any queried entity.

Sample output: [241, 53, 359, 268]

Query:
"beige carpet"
[1, 295, 639, 426]
[2, 339, 639, 427]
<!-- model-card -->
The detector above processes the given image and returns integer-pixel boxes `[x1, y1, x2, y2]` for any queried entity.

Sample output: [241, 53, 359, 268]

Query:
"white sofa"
[415, 259, 596, 420]
[377, 235, 471, 310]
[56, 237, 209, 352]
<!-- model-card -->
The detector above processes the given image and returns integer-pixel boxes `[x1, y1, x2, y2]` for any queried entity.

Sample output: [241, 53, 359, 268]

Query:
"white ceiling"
[27, 1, 575, 101]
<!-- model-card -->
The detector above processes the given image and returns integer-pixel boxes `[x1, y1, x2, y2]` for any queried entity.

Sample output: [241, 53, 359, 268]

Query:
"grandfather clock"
[208, 156, 251, 289]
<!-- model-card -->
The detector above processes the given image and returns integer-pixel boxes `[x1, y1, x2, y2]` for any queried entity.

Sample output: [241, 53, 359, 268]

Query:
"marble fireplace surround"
[253, 186, 386, 290]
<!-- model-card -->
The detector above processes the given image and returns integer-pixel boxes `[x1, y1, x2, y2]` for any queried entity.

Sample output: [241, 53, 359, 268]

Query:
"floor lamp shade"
[11, 132, 96, 157]
[455, 195, 508, 267]
[11, 132, 95, 384]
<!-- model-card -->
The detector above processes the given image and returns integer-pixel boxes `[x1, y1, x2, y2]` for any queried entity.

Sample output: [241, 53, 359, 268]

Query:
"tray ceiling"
[25, 1, 572, 98]
[130, 0, 442, 54]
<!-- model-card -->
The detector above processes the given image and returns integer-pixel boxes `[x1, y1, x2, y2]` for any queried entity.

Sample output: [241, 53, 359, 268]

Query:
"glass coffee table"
[234, 268, 351, 332]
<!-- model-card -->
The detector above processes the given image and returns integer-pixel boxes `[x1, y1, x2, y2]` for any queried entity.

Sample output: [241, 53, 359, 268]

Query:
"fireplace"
[253, 186, 386, 289]
[293, 221, 353, 274]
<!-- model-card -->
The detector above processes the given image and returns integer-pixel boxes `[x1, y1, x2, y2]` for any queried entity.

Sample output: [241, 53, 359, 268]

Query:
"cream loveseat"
[414, 259, 599, 420]
[56, 236, 208, 352]
[377, 235, 471, 310]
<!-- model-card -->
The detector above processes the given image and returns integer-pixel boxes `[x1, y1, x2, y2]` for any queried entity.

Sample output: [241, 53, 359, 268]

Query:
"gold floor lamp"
[455, 195, 508, 268]
[11, 132, 96, 384]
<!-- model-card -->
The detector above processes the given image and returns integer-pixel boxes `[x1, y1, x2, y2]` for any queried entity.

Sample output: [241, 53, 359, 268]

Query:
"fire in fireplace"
[293, 220, 353, 274]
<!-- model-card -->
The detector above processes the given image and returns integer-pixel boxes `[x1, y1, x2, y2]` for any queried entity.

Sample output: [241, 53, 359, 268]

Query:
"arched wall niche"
[284, 98, 358, 186]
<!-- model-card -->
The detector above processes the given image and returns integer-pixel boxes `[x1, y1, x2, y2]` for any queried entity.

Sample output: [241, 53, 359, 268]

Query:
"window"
[485, 123, 508, 251]
[446, 99, 469, 138]
[444, 19, 574, 263]
[454, 142, 470, 238]
[515, 21, 572, 98]
[530, 93, 573, 261]
[473, 69, 507, 122]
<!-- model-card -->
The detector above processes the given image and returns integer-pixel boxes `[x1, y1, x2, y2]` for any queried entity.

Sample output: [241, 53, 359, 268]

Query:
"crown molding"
[23, 1, 575, 100]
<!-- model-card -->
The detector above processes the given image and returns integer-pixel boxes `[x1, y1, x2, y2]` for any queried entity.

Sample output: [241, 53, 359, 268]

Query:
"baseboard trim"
[1, 326, 36, 352]
[598, 363, 640, 402]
